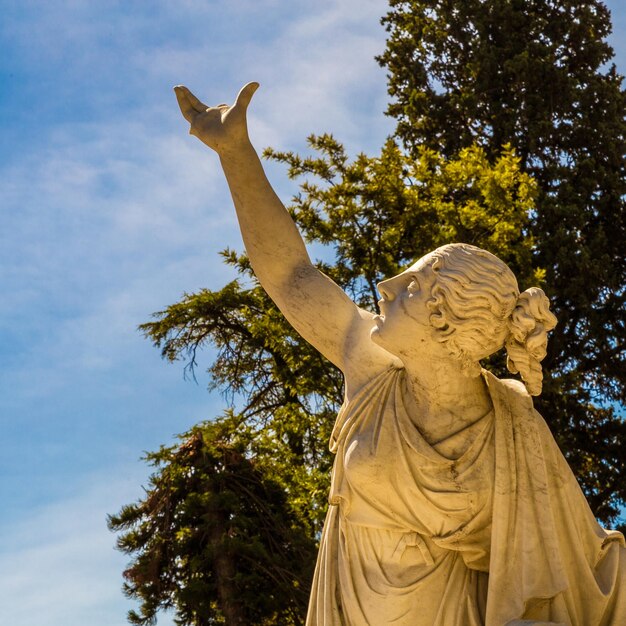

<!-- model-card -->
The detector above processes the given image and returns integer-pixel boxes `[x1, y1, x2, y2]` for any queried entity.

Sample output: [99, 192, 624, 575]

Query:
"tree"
[107, 415, 317, 626]
[110, 136, 540, 624]
[377, 0, 626, 521]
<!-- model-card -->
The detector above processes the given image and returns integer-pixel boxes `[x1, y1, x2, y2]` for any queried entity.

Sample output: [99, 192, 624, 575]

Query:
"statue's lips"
[373, 314, 385, 324]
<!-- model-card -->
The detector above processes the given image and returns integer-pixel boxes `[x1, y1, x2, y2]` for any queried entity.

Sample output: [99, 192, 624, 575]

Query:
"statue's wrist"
[217, 136, 255, 160]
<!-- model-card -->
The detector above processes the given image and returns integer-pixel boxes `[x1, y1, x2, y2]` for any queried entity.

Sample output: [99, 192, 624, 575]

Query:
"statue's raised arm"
[174, 83, 393, 389]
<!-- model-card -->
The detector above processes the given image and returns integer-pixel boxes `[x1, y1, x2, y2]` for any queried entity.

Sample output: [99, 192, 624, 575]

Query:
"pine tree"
[108, 416, 318, 626]
[377, 0, 626, 520]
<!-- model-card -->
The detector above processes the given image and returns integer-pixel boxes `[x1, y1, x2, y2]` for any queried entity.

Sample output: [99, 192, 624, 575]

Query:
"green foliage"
[108, 415, 317, 626]
[265, 136, 539, 300]
[378, 0, 626, 520]
[111, 137, 541, 624]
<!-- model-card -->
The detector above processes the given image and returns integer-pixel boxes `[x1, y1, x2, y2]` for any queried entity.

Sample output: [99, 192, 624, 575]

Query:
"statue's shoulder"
[482, 369, 531, 404]
[496, 376, 528, 397]
[482, 370, 539, 425]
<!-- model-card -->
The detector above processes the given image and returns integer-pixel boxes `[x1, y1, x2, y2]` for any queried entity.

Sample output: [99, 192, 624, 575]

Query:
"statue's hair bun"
[505, 287, 558, 395]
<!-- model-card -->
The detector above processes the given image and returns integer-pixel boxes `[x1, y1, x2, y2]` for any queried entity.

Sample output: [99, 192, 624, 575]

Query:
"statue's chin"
[370, 327, 401, 359]
[370, 325, 383, 345]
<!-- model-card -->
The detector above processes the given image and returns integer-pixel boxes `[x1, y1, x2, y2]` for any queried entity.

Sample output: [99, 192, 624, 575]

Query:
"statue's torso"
[307, 366, 626, 626]
[325, 366, 493, 625]
[331, 366, 494, 566]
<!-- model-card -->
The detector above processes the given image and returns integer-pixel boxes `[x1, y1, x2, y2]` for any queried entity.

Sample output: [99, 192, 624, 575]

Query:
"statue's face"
[370, 253, 440, 359]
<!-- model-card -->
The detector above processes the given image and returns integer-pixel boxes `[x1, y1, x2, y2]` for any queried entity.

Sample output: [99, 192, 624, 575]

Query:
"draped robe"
[305, 366, 626, 626]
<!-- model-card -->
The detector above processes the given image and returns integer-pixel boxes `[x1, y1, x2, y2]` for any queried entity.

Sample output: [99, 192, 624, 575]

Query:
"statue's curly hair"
[426, 243, 557, 395]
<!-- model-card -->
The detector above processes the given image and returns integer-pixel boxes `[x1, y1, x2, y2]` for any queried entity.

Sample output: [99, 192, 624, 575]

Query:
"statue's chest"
[331, 377, 495, 541]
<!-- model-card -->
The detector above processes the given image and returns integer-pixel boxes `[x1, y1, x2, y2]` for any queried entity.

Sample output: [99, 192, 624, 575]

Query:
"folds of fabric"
[484, 372, 626, 626]
[306, 367, 626, 625]
[307, 366, 492, 625]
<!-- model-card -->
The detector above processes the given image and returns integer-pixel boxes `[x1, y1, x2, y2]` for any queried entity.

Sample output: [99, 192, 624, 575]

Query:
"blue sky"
[0, 2, 623, 625]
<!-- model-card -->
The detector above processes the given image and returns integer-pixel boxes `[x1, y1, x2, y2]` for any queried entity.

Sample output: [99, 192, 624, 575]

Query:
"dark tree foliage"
[107, 416, 318, 626]
[377, 0, 626, 521]
[110, 136, 541, 624]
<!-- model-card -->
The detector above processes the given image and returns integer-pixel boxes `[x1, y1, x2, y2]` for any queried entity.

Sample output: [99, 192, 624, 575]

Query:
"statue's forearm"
[218, 141, 312, 290]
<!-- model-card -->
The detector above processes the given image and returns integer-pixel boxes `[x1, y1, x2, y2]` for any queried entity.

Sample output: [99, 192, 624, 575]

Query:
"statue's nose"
[377, 280, 395, 302]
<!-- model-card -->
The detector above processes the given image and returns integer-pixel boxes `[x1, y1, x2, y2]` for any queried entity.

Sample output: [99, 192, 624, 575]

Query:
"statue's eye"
[407, 277, 420, 294]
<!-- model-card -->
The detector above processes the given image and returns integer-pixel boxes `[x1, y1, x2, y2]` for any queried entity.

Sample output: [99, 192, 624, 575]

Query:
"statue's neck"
[400, 358, 492, 444]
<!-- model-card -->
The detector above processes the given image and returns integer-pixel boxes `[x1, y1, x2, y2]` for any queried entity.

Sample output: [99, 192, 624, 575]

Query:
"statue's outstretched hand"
[174, 82, 259, 153]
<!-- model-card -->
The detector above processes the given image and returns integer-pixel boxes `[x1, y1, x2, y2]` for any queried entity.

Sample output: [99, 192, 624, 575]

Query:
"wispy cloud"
[0, 468, 176, 626]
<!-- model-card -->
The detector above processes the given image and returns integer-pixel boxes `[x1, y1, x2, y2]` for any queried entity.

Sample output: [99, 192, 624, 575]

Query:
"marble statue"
[175, 82, 626, 625]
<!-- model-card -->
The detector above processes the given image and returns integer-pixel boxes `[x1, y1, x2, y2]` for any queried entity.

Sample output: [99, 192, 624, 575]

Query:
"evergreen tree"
[110, 137, 539, 625]
[377, 0, 626, 520]
[108, 416, 318, 626]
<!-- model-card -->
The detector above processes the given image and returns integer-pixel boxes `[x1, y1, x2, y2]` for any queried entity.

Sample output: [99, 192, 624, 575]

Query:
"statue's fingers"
[182, 87, 209, 112]
[173, 85, 208, 122]
[234, 82, 260, 111]
[173, 86, 197, 122]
